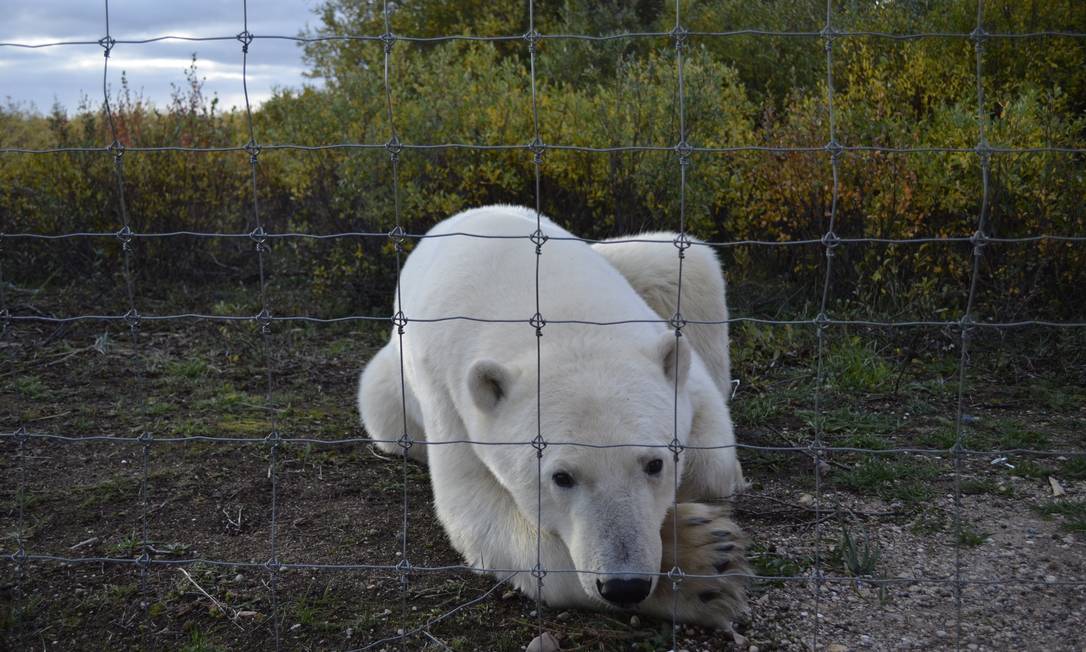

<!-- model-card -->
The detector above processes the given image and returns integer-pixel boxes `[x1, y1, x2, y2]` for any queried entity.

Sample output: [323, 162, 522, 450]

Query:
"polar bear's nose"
[596, 577, 652, 605]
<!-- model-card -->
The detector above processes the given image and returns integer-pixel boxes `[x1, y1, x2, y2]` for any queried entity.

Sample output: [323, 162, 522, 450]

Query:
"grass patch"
[180, 630, 228, 652]
[14, 375, 49, 399]
[836, 526, 881, 576]
[1035, 500, 1086, 533]
[826, 336, 895, 393]
[802, 407, 899, 437]
[834, 456, 939, 503]
[749, 545, 811, 578]
[165, 359, 212, 382]
[956, 527, 988, 547]
[960, 478, 1014, 497]
[1059, 457, 1086, 480]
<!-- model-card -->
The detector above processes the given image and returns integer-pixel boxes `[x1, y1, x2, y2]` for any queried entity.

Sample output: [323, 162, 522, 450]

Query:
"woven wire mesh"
[2, 1, 1085, 650]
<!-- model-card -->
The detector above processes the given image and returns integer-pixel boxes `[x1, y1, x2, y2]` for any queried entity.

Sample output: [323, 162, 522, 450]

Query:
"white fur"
[358, 205, 746, 626]
[591, 233, 732, 399]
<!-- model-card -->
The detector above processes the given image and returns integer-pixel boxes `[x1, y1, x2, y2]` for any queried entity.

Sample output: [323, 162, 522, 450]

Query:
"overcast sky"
[0, 1, 324, 114]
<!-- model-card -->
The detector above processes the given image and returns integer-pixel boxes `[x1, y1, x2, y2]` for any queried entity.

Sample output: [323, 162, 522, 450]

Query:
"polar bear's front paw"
[641, 502, 750, 631]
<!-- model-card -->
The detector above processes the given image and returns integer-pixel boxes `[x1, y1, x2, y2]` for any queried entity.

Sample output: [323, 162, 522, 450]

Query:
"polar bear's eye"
[552, 471, 575, 488]
[645, 459, 664, 475]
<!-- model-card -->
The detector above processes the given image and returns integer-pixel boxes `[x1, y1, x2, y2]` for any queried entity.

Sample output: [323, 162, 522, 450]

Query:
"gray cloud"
[1, 0, 325, 113]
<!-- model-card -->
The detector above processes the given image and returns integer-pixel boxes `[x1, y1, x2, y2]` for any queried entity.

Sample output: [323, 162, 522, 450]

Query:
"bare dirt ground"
[1, 286, 1084, 651]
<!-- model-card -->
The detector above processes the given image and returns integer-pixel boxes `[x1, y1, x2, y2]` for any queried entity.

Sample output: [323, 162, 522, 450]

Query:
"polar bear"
[358, 205, 748, 629]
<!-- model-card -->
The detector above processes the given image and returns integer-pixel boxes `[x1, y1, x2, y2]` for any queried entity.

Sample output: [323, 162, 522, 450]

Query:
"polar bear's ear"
[657, 331, 691, 388]
[467, 359, 515, 412]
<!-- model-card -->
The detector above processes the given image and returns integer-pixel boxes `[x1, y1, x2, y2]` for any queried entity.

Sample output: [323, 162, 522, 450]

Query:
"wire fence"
[1, 0, 1085, 650]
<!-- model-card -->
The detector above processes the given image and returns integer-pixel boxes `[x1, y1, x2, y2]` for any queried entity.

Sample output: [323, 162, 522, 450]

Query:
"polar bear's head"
[466, 330, 693, 607]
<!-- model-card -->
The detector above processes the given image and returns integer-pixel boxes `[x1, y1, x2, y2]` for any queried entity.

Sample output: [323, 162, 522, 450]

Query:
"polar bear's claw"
[642, 502, 750, 630]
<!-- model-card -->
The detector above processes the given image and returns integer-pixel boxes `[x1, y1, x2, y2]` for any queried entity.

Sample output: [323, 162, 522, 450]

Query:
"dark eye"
[552, 471, 575, 488]
[645, 459, 664, 475]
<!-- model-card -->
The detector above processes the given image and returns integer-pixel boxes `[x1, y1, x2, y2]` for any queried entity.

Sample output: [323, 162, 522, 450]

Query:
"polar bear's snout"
[596, 577, 652, 605]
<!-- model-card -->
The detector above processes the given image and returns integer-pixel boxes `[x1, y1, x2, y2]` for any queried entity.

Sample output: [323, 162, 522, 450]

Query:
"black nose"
[596, 577, 652, 605]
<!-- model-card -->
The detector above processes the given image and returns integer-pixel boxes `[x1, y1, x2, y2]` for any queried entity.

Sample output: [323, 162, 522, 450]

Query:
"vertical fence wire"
[668, 2, 692, 650]
[98, 0, 152, 646]
[811, 1, 842, 649]
[237, 2, 282, 648]
[377, 1, 415, 648]
[525, 0, 548, 642]
[951, 1, 993, 649]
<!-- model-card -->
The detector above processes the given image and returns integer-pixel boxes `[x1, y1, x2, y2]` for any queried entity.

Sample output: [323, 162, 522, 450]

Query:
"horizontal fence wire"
[3, 429, 1085, 457]
[2, 3, 1086, 651]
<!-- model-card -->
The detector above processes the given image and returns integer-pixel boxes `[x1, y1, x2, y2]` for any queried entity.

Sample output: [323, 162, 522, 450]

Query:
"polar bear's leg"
[358, 341, 428, 464]
[592, 234, 732, 399]
[638, 502, 750, 631]
[678, 371, 747, 501]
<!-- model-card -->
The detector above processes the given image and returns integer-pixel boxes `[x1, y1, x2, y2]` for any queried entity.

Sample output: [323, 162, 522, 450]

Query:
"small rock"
[234, 574, 244, 583]
[556, 611, 571, 621]
[502, 590, 517, 600]
[289, 623, 301, 631]
[1045, 575, 1057, 583]
[936, 630, 948, 637]
[798, 493, 814, 506]
[630, 615, 641, 627]
[749, 647, 759, 652]
[526, 631, 560, 652]
[826, 644, 848, 652]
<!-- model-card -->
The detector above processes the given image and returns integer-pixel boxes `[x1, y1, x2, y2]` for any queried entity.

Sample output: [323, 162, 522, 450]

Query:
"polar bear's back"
[399, 205, 661, 328]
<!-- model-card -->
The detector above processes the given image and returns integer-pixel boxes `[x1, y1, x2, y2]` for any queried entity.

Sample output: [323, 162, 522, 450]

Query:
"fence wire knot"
[255, 308, 272, 333]
[264, 430, 281, 448]
[390, 310, 408, 334]
[136, 551, 151, 568]
[530, 434, 547, 457]
[667, 438, 684, 459]
[116, 224, 134, 251]
[123, 308, 141, 331]
[388, 224, 407, 248]
[236, 30, 254, 53]
[975, 139, 991, 168]
[11, 546, 27, 564]
[379, 31, 396, 54]
[825, 139, 843, 160]
[970, 229, 988, 257]
[821, 25, 839, 49]
[959, 314, 975, 340]
[670, 25, 689, 50]
[529, 228, 548, 254]
[970, 26, 988, 46]
[107, 139, 126, 160]
[264, 558, 282, 573]
[397, 432, 413, 452]
[98, 35, 115, 56]
[528, 137, 545, 165]
[669, 312, 686, 332]
[667, 565, 685, 586]
[531, 564, 547, 581]
[395, 558, 412, 575]
[385, 136, 402, 162]
[13, 426, 29, 445]
[529, 312, 546, 336]
[821, 230, 840, 255]
[672, 231, 692, 257]
[523, 29, 542, 53]
[0, 307, 10, 336]
[138, 431, 154, 445]
[814, 312, 831, 331]
[674, 140, 693, 166]
[244, 140, 261, 164]
[249, 226, 268, 253]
